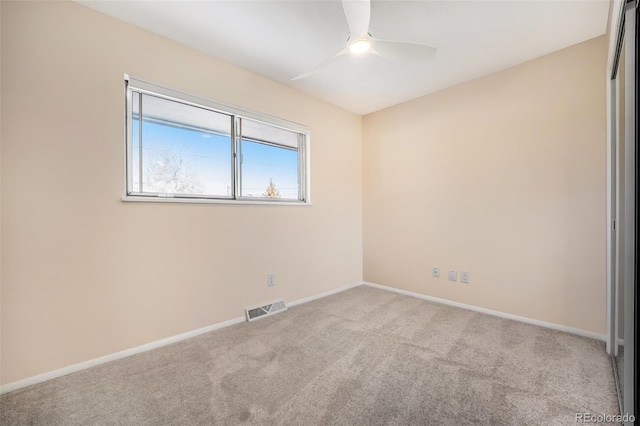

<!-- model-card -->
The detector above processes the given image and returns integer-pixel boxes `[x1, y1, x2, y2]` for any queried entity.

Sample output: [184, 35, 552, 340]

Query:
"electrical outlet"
[449, 269, 457, 282]
[461, 272, 470, 284]
[267, 273, 275, 287]
[432, 267, 440, 278]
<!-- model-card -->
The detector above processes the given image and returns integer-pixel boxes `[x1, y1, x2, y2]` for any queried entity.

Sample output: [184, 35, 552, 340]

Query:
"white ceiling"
[77, 0, 610, 115]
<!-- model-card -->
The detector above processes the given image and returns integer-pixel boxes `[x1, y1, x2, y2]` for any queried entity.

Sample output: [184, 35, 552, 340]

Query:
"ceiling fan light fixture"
[350, 38, 370, 55]
[292, 0, 437, 80]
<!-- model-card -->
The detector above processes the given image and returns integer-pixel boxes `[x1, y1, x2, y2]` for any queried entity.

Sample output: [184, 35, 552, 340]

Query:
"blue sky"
[131, 118, 299, 199]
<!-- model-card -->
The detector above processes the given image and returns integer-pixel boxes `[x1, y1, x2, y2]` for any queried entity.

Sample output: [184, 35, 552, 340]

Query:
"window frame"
[123, 74, 311, 205]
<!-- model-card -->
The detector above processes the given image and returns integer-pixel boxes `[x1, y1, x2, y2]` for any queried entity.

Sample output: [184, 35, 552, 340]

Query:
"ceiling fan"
[292, 0, 437, 80]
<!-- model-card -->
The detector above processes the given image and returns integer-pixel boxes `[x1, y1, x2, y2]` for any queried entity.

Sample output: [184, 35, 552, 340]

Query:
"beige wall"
[363, 36, 608, 335]
[0, 1, 362, 385]
[1, 0, 611, 387]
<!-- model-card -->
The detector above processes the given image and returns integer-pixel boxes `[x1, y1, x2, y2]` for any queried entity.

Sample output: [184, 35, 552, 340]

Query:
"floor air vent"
[245, 300, 287, 322]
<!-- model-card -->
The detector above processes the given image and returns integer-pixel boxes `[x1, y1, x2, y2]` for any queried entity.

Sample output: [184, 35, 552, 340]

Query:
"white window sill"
[121, 195, 312, 206]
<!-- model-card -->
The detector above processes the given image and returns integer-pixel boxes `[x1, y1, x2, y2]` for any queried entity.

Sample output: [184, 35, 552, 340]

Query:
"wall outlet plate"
[449, 269, 457, 282]
[461, 272, 470, 284]
[433, 267, 440, 278]
[267, 273, 275, 286]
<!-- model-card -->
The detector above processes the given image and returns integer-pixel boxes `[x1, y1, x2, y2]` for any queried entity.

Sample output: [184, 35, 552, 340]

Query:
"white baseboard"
[0, 282, 362, 395]
[287, 282, 361, 307]
[362, 281, 606, 342]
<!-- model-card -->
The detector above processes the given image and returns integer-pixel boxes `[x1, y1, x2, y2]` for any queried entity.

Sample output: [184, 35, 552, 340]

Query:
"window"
[125, 76, 309, 204]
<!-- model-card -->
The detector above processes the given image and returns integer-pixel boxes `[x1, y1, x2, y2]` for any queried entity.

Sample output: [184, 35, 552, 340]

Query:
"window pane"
[131, 91, 141, 192]
[138, 93, 232, 197]
[241, 139, 299, 199]
[241, 119, 299, 148]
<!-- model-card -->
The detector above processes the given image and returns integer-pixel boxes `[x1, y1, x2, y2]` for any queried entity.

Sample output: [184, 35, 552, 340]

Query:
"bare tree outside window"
[263, 179, 281, 198]
[145, 151, 203, 194]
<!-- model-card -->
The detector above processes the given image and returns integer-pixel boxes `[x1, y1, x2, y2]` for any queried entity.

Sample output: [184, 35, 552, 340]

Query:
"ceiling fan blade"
[342, 0, 371, 39]
[292, 48, 349, 80]
[370, 39, 437, 61]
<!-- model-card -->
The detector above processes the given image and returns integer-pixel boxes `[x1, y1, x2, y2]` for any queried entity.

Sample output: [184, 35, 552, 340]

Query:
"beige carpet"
[0, 286, 619, 425]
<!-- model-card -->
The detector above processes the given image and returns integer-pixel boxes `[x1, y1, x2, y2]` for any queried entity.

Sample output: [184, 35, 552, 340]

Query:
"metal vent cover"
[245, 300, 287, 322]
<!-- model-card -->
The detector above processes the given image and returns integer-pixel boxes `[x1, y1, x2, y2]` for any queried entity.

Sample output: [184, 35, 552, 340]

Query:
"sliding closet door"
[623, 0, 636, 421]
[632, 0, 639, 417]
